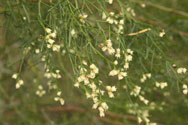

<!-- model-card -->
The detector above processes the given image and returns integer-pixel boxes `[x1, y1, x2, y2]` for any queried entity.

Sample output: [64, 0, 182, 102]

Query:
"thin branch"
[144, 1, 188, 18]
[135, 16, 188, 37]
[126, 28, 151, 36]
[134, 0, 188, 18]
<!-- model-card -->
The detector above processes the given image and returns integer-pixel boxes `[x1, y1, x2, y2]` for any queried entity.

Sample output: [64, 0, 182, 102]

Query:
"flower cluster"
[130, 85, 141, 97]
[106, 86, 117, 98]
[54, 91, 65, 105]
[12, 73, 24, 89]
[97, 102, 109, 117]
[139, 95, 149, 105]
[140, 73, 151, 83]
[36, 85, 46, 97]
[79, 13, 88, 23]
[108, 48, 133, 80]
[47, 82, 57, 90]
[127, 103, 155, 124]
[44, 69, 61, 79]
[177, 67, 187, 74]
[102, 12, 124, 34]
[16, 80, 24, 89]
[182, 84, 188, 95]
[155, 82, 168, 89]
[109, 69, 127, 80]
[100, 39, 115, 55]
[127, 7, 136, 16]
[45, 28, 60, 52]
[74, 62, 110, 117]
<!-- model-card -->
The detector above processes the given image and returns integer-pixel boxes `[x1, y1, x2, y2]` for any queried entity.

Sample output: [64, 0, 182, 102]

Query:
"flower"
[71, 29, 76, 36]
[109, 69, 118, 76]
[182, 84, 188, 95]
[159, 29, 165, 37]
[177, 68, 187, 74]
[16, 79, 24, 89]
[35, 49, 40, 54]
[102, 12, 106, 19]
[45, 28, 52, 33]
[118, 71, 127, 80]
[12, 73, 18, 79]
[54, 91, 65, 105]
[79, 13, 88, 23]
[106, 86, 116, 98]
[98, 102, 109, 117]
[90, 64, 99, 74]
[36, 85, 46, 97]
[140, 73, 151, 83]
[125, 55, 133, 61]
[108, 0, 113, 4]
[155, 82, 168, 89]
[130, 86, 141, 97]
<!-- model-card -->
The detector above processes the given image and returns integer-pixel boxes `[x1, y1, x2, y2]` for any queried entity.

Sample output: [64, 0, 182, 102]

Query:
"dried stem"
[135, 16, 188, 37]
[126, 28, 151, 36]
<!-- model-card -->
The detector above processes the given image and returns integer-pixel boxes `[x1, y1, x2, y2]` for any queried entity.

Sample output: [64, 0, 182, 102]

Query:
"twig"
[135, 16, 188, 37]
[144, 1, 188, 18]
[126, 28, 151, 36]
[99, 117, 124, 125]
[134, 0, 188, 18]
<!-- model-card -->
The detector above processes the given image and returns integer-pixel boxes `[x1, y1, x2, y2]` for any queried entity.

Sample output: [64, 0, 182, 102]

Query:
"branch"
[135, 16, 188, 37]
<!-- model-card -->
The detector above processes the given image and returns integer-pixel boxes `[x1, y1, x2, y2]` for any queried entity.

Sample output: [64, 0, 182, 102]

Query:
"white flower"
[182, 84, 188, 95]
[159, 29, 165, 37]
[124, 62, 129, 69]
[79, 13, 88, 23]
[49, 32, 56, 38]
[71, 29, 76, 36]
[52, 45, 61, 52]
[138, 117, 142, 123]
[16, 79, 24, 89]
[45, 28, 51, 33]
[47, 39, 55, 44]
[118, 71, 127, 80]
[177, 68, 187, 74]
[109, 69, 118, 76]
[155, 82, 168, 89]
[114, 60, 118, 65]
[115, 48, 121, 58]
[119, 19, 124, 25]
[23, 16, 27, 20]
[146, 73, 151, 78]
[127, 49, 133, 55]
[106, 17, 114, 24]
[140, 73, 151, 83]
[12, 73, 18, 79]
[57, 91, 62, 96]
[130, 86, 141, 96]
[35, 49, 40, 54]
[141, 3, 146, 8]
[90, 64, 99, 74]
[106, 86, 117, 98]
[82, 60, 87, 65]
[125, 55, 133, 61]
[60, 98, 65, 105]
[74, 82, 79, 88]
[98, 102, 108, 117]
[108, 47, 115, 55]
[108, 0, 113, 4]
[102, 12, 107, 19]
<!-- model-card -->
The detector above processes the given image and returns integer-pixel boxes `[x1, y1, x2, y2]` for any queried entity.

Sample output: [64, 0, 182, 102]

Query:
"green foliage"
[0, 0, 188, 124]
